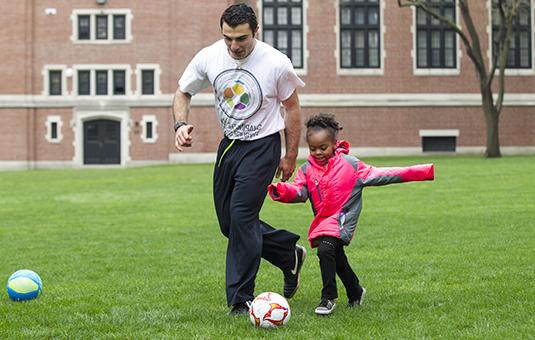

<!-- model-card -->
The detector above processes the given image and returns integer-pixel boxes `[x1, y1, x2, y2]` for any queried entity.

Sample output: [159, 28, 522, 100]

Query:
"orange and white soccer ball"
[249, 292, 291, 328]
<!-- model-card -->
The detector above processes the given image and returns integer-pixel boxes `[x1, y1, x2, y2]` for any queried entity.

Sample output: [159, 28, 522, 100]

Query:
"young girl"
[268, 113, 434, 315]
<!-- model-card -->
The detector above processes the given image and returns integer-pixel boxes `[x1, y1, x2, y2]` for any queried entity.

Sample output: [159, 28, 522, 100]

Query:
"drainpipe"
[25, 0, 36, 169]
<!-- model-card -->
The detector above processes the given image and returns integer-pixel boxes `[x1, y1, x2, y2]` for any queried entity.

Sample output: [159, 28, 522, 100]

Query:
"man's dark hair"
[306, 113, 342, 140]
[220, 3, 258, 33]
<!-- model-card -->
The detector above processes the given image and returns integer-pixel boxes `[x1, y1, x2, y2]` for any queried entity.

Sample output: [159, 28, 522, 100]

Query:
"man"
[172, 3, 306, 315]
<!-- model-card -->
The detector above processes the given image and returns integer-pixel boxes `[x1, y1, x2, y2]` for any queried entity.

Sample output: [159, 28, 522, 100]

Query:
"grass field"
[1, 155, 534, 339]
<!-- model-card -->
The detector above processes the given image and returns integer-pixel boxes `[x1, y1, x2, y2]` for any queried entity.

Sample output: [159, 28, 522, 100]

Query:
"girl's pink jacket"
[268, 140, 434, 247]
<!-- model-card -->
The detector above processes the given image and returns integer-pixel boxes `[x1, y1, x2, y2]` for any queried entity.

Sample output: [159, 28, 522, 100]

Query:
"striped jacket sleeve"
[268, 164, 309, 203]
[357, 161, 434, 187]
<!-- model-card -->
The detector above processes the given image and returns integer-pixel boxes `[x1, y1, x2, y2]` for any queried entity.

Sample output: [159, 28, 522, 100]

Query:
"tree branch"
[496, 0, 523, 113]
[457, 0, 487, 80]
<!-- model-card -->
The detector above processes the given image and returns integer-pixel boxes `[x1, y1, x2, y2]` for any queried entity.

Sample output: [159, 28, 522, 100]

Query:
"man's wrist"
[174, 121, 187, 132]
[284, 151, 298, 159]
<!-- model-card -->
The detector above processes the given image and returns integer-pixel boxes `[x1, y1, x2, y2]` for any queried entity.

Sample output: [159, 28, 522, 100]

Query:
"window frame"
[78, 15, 91, 40]
[140, 114, 159, 143]
[71, 9, 133, 44]
[261, 0, 304, 70]
[48, 70, 63, 96]
[113, 70, 126, 95]
[135, 64, 162, 96]
[487, 0, 535, 75]
[113, 14, 126, 40]
[78, 70, 91, 96]
[258, 0, 308, 75]
[42, 65, 68, 96]
[45, 115, 64, 143]
[73, 65, 132, 97]
[339, 0, 381, 69]
[335, 0, 385, 76]
[141, 70, 154, 95]
[411, 1, 461, 76]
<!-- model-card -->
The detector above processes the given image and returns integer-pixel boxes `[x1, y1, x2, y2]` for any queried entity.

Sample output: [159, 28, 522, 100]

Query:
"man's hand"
[174, 124, 194, 151]
[276, 155, 297, 182]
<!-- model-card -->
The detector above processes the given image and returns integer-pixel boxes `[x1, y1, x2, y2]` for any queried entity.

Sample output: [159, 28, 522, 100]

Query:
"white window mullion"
[108, 69, 113, 96]
[108, 14, 113, 41]
[91, 70, 96, 96]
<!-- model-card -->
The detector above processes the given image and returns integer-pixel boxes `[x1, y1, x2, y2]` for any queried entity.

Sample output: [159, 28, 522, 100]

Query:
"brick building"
[1, 0, 534, 170]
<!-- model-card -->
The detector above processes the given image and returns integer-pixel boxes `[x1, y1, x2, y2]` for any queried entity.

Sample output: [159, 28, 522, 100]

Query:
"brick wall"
[0, 0, 534, 166]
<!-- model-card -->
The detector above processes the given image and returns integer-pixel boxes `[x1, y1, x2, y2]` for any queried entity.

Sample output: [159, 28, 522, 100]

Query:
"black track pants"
[213, 133, 300, 306]
[316, 236, 362, 301]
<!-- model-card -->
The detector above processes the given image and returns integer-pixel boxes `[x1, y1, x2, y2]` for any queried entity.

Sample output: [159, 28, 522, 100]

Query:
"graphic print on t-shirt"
[213, 68, 263, 121]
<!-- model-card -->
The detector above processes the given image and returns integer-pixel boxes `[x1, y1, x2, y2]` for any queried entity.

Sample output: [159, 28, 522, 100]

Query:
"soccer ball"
[249, 292, 291, 328]
[6, 269, 43, 301]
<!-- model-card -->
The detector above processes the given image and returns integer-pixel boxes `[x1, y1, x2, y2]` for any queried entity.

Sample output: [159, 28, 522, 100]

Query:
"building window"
[136, 64, 161, 96]
[45, 116, 63, 143]
[78, 70, 91, 95]
[49, 70, 62, 95]
[339, 0, 380, 68]
[492, 0, 532, 69]
[140, 115, 158, 143]
[78, 15, 90, 40]
[75, 66, 131, 96]
[419, 129, 459, 152]
[96, 71, 108, 95]
[96, 15, 108, 40]
[146, 121, 153, 139]
[141, 70, 154, 95]
[51, 122, 58, 139]
[416, 0, 456, 68]
[113, 15, 126, 40]
[422, 136, 456, 152]
[262, 0, 303, 68]
[72, 10, 132, 43]
[113, 70, 126, 95]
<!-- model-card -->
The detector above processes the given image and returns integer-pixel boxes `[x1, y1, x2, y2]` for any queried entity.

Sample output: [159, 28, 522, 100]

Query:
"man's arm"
[277, 90, 301, 182]
[172, 87, 194, 152]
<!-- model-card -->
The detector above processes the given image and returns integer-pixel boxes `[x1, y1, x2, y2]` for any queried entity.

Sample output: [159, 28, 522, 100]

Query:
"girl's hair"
[305, 113, 342, 140]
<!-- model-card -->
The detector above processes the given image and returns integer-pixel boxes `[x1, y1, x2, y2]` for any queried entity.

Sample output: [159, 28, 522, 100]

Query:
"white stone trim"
[256, 0, 309, 75]
[71, 109, 131, 167]
[168, 146, 535, 162]
[72, 64, 133, 97]
[140, 114, 158, 143]
[135, 64, 162, 96]
[411, 3, 462, 76]
[419, 129, 459, 137]
[3, 145, 535, 170]
[42, 65, 68, 96]
[70, 9, 133, 44]
[4, 92, 535, 108]
[486, 0, 535, 76]
[168, 152, 217, 164]
[334, 0, 386, 76]
[45, 115, 64, 143]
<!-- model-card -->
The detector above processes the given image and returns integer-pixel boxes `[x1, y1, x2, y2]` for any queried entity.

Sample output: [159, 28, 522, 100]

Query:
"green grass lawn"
[1, 155, 534, 339]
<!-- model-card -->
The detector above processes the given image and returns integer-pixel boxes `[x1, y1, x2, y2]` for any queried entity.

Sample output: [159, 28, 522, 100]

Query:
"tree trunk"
[481, 89, 502, 158]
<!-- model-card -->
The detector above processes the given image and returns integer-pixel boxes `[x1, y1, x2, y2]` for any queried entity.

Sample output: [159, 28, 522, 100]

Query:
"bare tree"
[398, 0, 529, 158]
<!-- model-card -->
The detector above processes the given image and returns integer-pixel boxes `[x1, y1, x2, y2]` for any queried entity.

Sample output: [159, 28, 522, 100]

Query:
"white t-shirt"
[179, 39, 305, 141]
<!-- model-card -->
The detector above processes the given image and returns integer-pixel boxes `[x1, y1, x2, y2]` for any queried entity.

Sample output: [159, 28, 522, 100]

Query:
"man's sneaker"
[348, 287, 366, 307]
[229, 300, 251, 316]
[315, 299, 336, 315]
[283, 245, 306, 298]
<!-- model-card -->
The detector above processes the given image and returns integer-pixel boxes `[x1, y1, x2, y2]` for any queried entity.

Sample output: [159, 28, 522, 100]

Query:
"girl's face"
[307, 129, 336, 165]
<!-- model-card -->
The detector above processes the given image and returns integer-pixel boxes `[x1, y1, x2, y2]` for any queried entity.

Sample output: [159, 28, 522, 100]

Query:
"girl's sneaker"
[348, 287, 366, 307]
[315, 299, 336, 315]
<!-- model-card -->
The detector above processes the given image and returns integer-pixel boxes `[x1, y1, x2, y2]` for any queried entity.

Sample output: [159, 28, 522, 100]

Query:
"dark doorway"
[83, 119, 121, 164]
